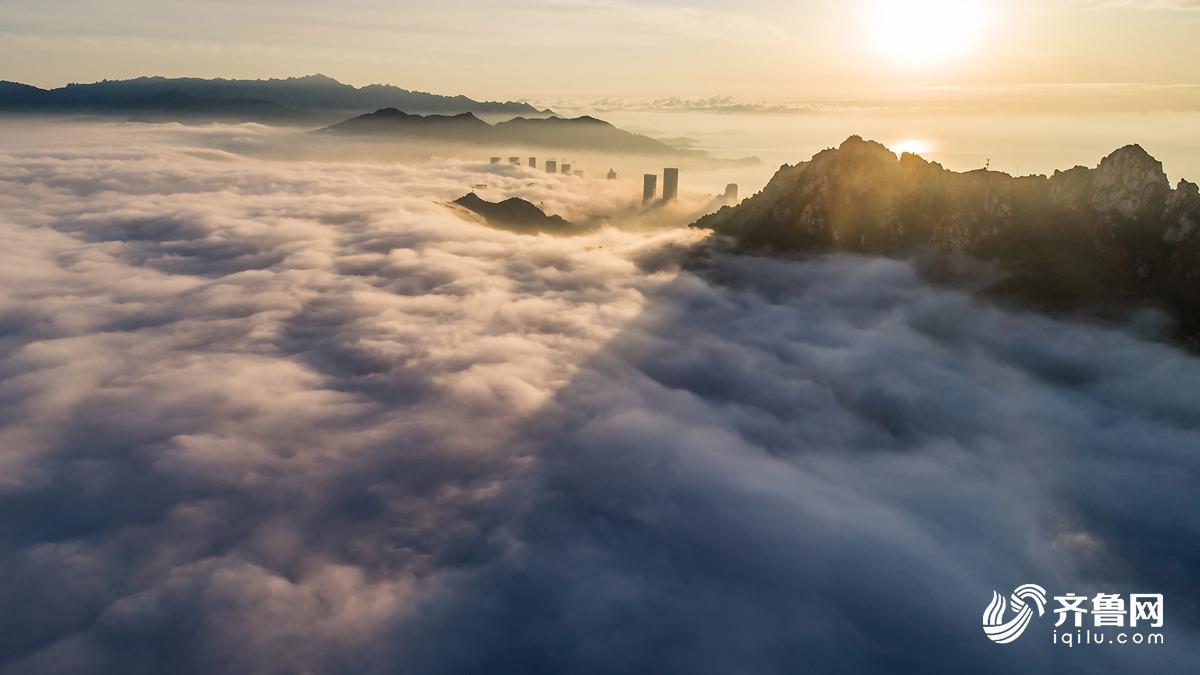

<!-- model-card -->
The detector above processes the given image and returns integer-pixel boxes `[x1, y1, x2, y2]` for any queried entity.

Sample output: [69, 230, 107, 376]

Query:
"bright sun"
[865, 0, 990, 67]
[889, 139, 932, 156]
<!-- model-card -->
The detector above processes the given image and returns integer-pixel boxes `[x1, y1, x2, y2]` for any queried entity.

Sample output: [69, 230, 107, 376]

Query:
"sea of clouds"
[0, 120, 1197, 674]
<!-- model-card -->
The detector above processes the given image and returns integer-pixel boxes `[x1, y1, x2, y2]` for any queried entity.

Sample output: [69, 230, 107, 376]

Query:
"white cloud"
[0, 120, 1198, 674]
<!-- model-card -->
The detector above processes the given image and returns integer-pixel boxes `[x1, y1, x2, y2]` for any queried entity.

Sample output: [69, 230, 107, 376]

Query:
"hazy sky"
[2, 0, 1199, 104]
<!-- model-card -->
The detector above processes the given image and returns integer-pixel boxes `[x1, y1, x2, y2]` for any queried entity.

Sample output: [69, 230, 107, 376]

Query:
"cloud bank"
[580, 96, 822, 115]
[0, 121, 1197, 674]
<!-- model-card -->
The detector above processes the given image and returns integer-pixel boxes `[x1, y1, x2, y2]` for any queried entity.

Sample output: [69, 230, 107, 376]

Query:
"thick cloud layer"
[0, 121, 1197, 674]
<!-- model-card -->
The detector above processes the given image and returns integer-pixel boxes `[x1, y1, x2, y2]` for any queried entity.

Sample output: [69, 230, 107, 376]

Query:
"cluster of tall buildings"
[487, 156, 738, 208]
[490, 155, 584, 176]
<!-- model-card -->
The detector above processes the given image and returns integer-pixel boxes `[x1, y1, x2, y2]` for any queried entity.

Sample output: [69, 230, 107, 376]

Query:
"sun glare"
[865, 0, 990, 67]
[889, 139, 933, 156]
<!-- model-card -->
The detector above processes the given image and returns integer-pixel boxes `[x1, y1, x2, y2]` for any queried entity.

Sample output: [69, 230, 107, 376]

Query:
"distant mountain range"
[0, 74, 762, 161]
[0, 74, 546, 122]
[694, 136, 1200, 344]
[321, 108, 697, 155]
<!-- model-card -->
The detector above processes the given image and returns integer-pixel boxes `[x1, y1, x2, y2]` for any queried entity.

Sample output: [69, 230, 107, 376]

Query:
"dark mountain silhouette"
[321, 108, 492, 137]
[0, 81, 48, 105]
[323, 109, 695, 156]
[0, 74, 543, 122]
[451, 193, 583, 234]
[694, 135, 1200, 342]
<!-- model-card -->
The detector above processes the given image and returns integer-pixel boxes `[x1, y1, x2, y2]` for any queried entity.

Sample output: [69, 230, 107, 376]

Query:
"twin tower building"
[646, 170, 739, 206]
[643, 168, 679, 204]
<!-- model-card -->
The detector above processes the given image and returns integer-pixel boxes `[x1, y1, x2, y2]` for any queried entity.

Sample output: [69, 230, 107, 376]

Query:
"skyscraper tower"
[724, 183, 738, 203]
[607, 168, 617, 180]
[663, 168, 679, 201]
[643, 174, 657, 204]
[490, 157, 502, 164]
[546, 160, 557, 174]
[528, 157, 537, 168]
[508, 157, 521, 165]
[561, 163, 571, 174]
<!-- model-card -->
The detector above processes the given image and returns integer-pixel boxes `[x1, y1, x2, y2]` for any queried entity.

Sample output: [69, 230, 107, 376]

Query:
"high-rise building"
[574, 170, 584, 177]
[508, 157, 521, 165]
[607, 169, 617, 180]
[528, 157, 537, 168]
[546, 160, 557, 174]
[561, 163, 571, 174]
[724, 183, 739, 203]
[663, 168, 679, 201]
[490, 157, 502, 164]
[643, 174, 657, 204]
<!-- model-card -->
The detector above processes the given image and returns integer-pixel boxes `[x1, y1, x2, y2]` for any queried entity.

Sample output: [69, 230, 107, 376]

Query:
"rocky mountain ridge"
[694, 136, 1200, 342]
[323, 108, 693, 155]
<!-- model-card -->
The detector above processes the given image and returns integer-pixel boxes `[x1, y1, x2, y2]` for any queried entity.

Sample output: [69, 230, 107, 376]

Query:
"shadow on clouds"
[0, 121, 1197, 674]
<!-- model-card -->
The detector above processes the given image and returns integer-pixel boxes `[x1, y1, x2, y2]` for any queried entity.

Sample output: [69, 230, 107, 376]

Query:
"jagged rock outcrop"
[451, 193, 583, 235]
[694, 136, 1200, 342]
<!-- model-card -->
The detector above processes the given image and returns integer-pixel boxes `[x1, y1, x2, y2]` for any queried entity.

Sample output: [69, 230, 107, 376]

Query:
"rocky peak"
[806, 137, 912, 197]
[814, 137, 903, 177]
[691, 137, 1200, 345]
[1047, 166, 1093, 211]
[1090, 144, 1170, 219]
[1164, 179, 1200, 243]
[836, 135, 897, 160]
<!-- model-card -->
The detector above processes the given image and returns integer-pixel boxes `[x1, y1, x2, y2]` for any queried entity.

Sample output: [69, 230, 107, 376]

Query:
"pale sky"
[2, 0, 1199, 106]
